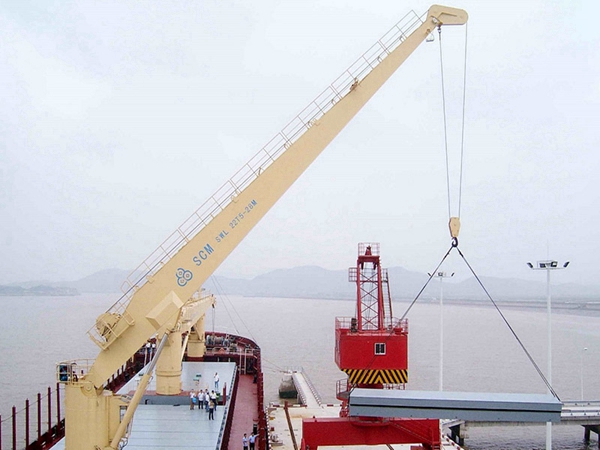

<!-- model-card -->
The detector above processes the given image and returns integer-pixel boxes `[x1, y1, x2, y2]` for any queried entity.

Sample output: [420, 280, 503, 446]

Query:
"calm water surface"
[1, 294, 599, 449]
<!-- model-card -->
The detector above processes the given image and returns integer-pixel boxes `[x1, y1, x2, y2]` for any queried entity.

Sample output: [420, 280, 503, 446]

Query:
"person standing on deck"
[201, 389, 207, 410]
[249, 432, 256, 450]
[208, 397, 215, 420]
[210, 390, 217, 411]
[242, 433, 249, 450]
[214, 372, 220, 391]
[189, 391, 196, 410]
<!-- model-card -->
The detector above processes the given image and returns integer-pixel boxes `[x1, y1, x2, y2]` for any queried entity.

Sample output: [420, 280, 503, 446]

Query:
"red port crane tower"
[301, 244, 441, 450]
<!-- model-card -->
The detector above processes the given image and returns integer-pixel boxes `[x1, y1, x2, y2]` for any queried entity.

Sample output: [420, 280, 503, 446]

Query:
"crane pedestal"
[187, 323, 207, 359]
[156, 330, 183, 395]
[64, 382, 125, 450]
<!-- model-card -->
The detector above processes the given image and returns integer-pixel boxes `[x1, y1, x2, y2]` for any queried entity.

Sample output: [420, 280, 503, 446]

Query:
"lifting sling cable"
[209, 276, 243, 336]
[458, 23, 468, 217]
[352, 25, 469, 386]
[396, 244, 561, 399]
[439, 24, 453, 219]
[427, 24, 560, 400]
[346, 19, 556, 401]
[399, 23, 467, 320]
[456, 246, 561, 400]
[438, 23, 469, 220]
[208, 276, 285, 372]
[400, 245, 454, 320]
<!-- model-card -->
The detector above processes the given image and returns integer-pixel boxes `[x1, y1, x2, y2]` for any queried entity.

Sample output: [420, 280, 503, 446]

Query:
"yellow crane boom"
[63, 5, 468, 449]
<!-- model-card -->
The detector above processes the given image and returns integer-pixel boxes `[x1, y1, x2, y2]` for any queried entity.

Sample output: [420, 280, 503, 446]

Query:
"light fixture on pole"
[580, 347, 588, 401]
[428, 271, 454, 391]
[527, 259, 569, 450]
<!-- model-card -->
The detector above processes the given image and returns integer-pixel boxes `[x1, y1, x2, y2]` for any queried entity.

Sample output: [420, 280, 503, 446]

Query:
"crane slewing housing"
[62, 5, 467, 449]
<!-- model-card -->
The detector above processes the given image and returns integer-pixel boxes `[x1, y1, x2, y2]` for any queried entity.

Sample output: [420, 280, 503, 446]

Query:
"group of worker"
[242, 432, 258, 450]
[189, 388, 219, 420]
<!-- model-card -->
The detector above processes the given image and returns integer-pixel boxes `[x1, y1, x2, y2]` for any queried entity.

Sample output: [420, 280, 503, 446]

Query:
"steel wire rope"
[438, 25, 452, 219]
[347, 25, 562, 406]
[345, 25, 469, 397]
[438, 24, 469, 219]
[2, 387, 57, 417]
[0, 390, 59, 450]
[437, 24, 559, 399]
[348, 242, 561, 402]
[208, 275, 286, 373]
[261, 361, 289, 374]
[207, 276, 242, 336]
[387, 22, 469, 332]
[458, 23, 468, 217]
[400, 245, 454, 321]
[211, 300, 216, 335]
[455, 246, 561, 400]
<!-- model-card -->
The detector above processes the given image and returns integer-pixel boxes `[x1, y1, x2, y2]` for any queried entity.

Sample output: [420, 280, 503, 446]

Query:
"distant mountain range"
[0, 284, 79, 296]
[205, 266, 600, 302]
[1, 269, 128, 296]
[3, 266, 598, 302]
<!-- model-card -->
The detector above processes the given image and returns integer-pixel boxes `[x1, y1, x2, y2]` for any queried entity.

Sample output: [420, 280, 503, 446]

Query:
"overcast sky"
[1, 0, 599, 288]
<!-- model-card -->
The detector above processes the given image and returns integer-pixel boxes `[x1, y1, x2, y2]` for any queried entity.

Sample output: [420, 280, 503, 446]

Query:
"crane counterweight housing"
[60, 5, 468, 449]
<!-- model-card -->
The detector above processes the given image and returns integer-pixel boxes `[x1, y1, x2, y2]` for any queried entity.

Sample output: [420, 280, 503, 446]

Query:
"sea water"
[1, 293, 599, 449]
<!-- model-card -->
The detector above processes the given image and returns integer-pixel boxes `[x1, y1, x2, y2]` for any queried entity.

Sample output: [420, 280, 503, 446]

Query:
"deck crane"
[59, 5, 468, 449]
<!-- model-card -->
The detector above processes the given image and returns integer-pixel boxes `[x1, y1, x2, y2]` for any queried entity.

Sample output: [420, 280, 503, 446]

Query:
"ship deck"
[53, 360, 258, 449]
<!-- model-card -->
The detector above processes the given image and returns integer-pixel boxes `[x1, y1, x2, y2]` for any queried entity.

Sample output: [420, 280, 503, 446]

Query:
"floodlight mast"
[580, 347, 588, 401]
[428, 271, 454, 391]
[527, 259, 570, 450]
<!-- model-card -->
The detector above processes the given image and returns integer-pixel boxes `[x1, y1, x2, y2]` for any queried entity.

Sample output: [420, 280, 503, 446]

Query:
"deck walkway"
[53, 361, 236, 449]
[229, 374, 260, 448]
[292, 371, 321, 409]
[113, 404, 225, 449]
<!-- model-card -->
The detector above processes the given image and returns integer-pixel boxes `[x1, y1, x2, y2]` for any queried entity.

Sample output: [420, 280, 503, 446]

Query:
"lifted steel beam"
[349, 389, 562, 423]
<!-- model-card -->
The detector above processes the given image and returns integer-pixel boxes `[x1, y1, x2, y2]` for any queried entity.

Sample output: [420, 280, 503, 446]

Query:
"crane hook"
[449, 217, 460, 248]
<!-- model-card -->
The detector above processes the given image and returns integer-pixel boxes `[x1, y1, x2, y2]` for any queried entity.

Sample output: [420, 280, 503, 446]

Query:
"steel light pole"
[580, 347, 588, 401]
[429, 271, 454, 391]
[527, 259, 569, 450]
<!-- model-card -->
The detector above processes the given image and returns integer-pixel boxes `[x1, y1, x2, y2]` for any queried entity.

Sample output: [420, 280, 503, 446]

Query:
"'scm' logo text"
[176, 268, 193, 287]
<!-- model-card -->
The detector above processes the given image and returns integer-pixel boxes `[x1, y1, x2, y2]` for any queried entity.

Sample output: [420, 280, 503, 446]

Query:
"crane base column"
[156, 330, 183, 395]
[64, 382, 125, 450]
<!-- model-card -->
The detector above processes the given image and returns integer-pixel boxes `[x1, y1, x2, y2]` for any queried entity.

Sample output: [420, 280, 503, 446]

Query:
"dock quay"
[444, 400, 600, 448]
[267, 369, 466, 449]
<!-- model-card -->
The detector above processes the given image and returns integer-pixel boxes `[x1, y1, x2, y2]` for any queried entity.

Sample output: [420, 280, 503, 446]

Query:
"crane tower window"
[375, 343, 386, 355]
